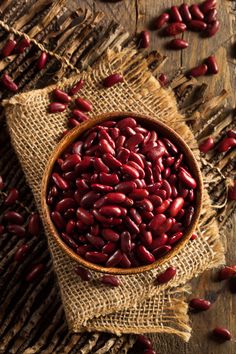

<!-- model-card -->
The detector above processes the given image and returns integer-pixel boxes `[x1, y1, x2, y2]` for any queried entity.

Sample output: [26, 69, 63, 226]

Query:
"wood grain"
[80, 1, 236, 353]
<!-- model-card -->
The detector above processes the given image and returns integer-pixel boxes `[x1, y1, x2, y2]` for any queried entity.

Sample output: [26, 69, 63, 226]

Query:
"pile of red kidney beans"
[47, 117, 198, 268]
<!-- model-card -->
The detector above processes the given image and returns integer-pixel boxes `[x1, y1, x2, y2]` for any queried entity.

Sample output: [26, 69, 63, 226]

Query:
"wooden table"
[80, 1, 236, 353]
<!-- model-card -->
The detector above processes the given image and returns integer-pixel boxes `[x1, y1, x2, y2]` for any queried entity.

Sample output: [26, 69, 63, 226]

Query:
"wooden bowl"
[41, 112, 203, 275]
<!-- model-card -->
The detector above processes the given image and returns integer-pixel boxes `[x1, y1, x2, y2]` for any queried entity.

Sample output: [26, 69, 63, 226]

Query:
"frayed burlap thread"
[4, 48, 225, 340]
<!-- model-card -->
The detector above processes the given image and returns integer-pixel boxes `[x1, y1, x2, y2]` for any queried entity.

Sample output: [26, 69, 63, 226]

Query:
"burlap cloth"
[4, 48, 225, 341]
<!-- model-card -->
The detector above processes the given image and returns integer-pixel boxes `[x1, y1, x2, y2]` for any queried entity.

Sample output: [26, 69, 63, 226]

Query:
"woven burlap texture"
[4, 48, 225, 341]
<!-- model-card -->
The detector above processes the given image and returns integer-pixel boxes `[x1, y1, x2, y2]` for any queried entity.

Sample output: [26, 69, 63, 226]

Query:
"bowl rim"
[41, 111, 203, 275]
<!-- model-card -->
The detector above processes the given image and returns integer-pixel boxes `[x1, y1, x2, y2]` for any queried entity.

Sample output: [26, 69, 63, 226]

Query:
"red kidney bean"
[72, 141, 83, 155]
[142, 141, 157, 154]
[69, 79, 84, 96]
[121, 164, 139, 179]
[153, 244, 172, 259]
[99, 206, 122, 217]
[158, 73, 168, 87]
[136, 334, 153, 349]
[3, 211, 24, 225]
[106, 249, 123, 267]
[117, 117, 137, 130]
[55, 198, 76, 213]
[80, 191, 101, 208]
[14, 244, 30, 262]
[121, 231, 132, 253]
[168, 197, 184, 217]
[103, 192, 126, 204]
[102, 228, 120, 242]
[161, 179, 172, 198]
[164, 156, 175, 167]
[100, 275, 120, 287]
[212, 327, 231, 341]
[126, 133, 144, 150]
[75, 97, 92, 112]
[49, 102, 67, 113]
[135, 126, 148, 135]
[171, 186, 178, 198]
[227, 130, 236, 139]
[25, 263, 44, 282]
[205, 8, 217, 23]
[52, 173, 69, 190]
[179, 4, 192, 22]
[169, 38, 189, 50]
[116, 135, 126, 148]
[102, 242, 117, 255]
[61, 232, 79, 250]
[129, 208, 142, 224]
[119, 207, 127, 217]
[66, 220, 76, 234]
[153, 218, 173, 237]
[99, 172, 119, 186]
[190, 233, 198, 241]
[139, 211, 154, 221]
[37, 51, 48, 70]
[99, 139, 115, 155]
[15, 37, 30, 53]
[110, 127, 120, 140]
[169, 221, 183, 234]
[201, 0, 216, 14]
[90, 224, 99, 236]
[76, 179, 89, 192]
[188, 19, 207, 31]
[147, 146, 166, 161]
[190, 4, 204, 20]
[76, 207, 94, 225]
[4, 188, 19, 206]
[129, 151, 144, 168]
[155, 199, 171, 213]
[84, 132, 97, 149]
[28, 213, 40, 236]
[91, 184, 113, 193]
[85, 251, 109, 264]
[103, 153, 122, 169]
[77, 244, 92, 256]
[75, 266, 92, 281]
[86, 233, 104, 248]
[63, 171, 76, 182]
[1, 39, 17, 57]
[152, 189, 167, 200]
[53, 89, 71, 104]
[103, 73, 123, 88]
[140, 230, 153, 247]
[218, 137, 236, 152]
[187, 189, 194, 202]
[51, 211, 66, 230]
[204, 20, 219, 37]
[61, 154, 81, 171]
[123, 128, 137, 138]
[102, 120, 117, 127]
[168, 231, 183, 245]
[64, 208, 75, 219]
[129, 189, 149, 200]
[148, 213, 166, 231]
[178, 168, 197, 189]
[205, 55, 218, 74]
[155, 266, 176, 284]
[188, 63, 208, 77]
[170, 6, 182, 22]
[189, 298, 211, 311]
[154, 13, 170, 29]
[218, 266, 236, 280]
[150, 234, 168, 250]
[184, 206, 195, 226]
[139, 30, 150, 48]
[94, 157, 110, 173]
[137, 245, 155, 264]
[119, 253, 131, 268]
[92, 209, 113, 224]
[148, 195, 162, 207]
[125, 216, 140, 234]
[165, 22, 187, 36]
[228, 180, 236, 200]
[116, 147, 130, 163]
[199, 137, 214, 153]
[1, 73, 18, 92]
[114, 181, 135, 194]
[135, 198, 153, 212]
[128, 161, 145, 179]
[71, 110, 88, 123]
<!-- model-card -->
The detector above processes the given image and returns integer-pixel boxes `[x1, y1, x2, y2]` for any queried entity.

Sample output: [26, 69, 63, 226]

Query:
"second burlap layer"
[4, 48, 224, 340]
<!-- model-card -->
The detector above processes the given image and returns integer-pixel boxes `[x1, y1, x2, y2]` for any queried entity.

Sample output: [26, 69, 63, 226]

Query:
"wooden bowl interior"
[41, 112, 203, 275]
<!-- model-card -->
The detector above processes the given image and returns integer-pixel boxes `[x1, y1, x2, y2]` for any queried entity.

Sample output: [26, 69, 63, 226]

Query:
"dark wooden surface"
[79, 1, 236, 353]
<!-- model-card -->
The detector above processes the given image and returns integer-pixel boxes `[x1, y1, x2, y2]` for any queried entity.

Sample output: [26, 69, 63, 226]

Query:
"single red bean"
[98, 129, 115, 148]
[170, 6, 182, 22]
[148, 195, 162, 207]
[75, 266, 92, 281]
[169, 222, 183, 234]
[199, 137, 214, 153]
[205, 8, 217, 23]
[99, 172, 119, 186]
[14, 244, 30, 262]
[75, 97, 93, 112]
[168, 231, 183, 245]
[189, 298, 211, 311]
[137, 245, 155, 264]
[61, 232, 79, 250]
[155, 199, 171, 213]
[15, 37, 30, 53]
[80, 191, 101, 209]
[139, 30, 150, 48]
[86, 233, 104, 248]
[135, 198, 153, 212]
[185, 206, 195, 226]
[28, 213, 40, 236]
[71, 109, 89, 122]
[102, 228, 120, 242]
[76, 207, 94, 225]
[155, 266, 176, 284]
[150, 234, 168, 250]
[128, 161, 145, 179]
[117, 117, 137, 129]
[25, 263, 44, 282]
[165, 22, 187, 36]
[147, 182, 162, 194]
[148, 213, 166, 231]
[179, 4, 192, 22]
[168, 197, 184, 217]
[90, 224, 99, 236]
[53, 89, 71, 104]
[178, 169, 197, 189]
[92, 209, 113, 224]
[37, 51, 48, 70]
[161, 179, 172, 198]
[104, 192, 126, 204]
[72, 141, 83, 154]
[77, 244, 92, 256]
[121, 231, 132, 253]
[136, 334, 153, 349]
[55, 198, 76, 213]
[123, 126, 139, 137]
[129, 208, 142, 224]
[116, 135, 126, 148]
[69, 79, 84, 96]
[205, 55, 219, 74]
[3, 211, 24, 225]
[99, 206, 122, 217]
[1, 39, 17, 57]
[99, 139, 115, 155]
[190, 4, 204, 20]
[129, 189, 149, 200]
[218, 137, 236, 152]
[103, 153, 122, 169]
[102, 242, 117, 255]
[61, 154, 81, 171]
[125, 133, 144, 150]
[51, 211, 66, 230]
[218, 266, 236, 280]
[103, 73, 123, 88]
[204, 20, 220, 37]
[153, 13, 170, 29]
[140, 230, 153, 247]
[135, 126, 148, 135]
[164, 156, 175, 167]
[52, 173, 69, 190]
[110, 127, 120, 140]
[119, 253, 131, 268]
[106, 249, 123, 267]
[188, 19, 207, 31]
[188, 63, 208, 77]
[101, 120, 117, 127]
[158, 73, 168, 87]
[171, 186, 178, 198]
[1, 73, 18, 92]
[76, 178, 89, 192]
[91, 184, 113, 193]
[94, 157, 110, 173]
[100, 275, 121, 287]
[125, 216, 140, 234]
[116, 147, 130, 164]
[227, 130, 236, 139]
[139, 211, 154, 221]
[228, 180, 236, 200]
[49, 102, 67, 113]
[169, 38, 189, 50]
[66, 220, 76, 234]
[200, 0, 217, 14]
[191, 233, 198, 241]
[121, 164, 140, 179]
[212, 327, 231, 341]
[114, 181, 136, 194]
[4, 188, 19, 206]
[129, 151, 144, 168]
[153, 245, 172, 259]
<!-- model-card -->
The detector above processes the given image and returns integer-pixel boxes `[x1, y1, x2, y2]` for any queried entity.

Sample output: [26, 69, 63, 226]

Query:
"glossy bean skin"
[188, 64, 208, 77]
[14, 244, 30, 262]
[4, 188, 19, 206]
[205, 56, 219, 74]
[189, 298, 211, 311]
[1, 73, 18, 92]
[7, 224, 26, 237]
[169, 39, 189, 50]
[28, 213, 41, 236]
[100, 275, 120, 287]
[165, 22, 187, 36]
[190, 4, 204, 20]
[69, 79, 84, 96]
[139, 30, 150, 49]
[153, 13, 170, 30]
[155, 266, 176, 284]
[188, 19, 207, 31]
[53, 89, 71, 104]
[75, 266, 92, 281]
[179, 4, 192, 22]
[137, 245, 155, 264]
[204, 20, 220, 37]
[212, 327, 231, 341]
[170, 6, 182, 22]
[25, 263, 45, 282]
[103, 73, 123, 88]
[1, 39, 17, 57]
[3, 211, 24, 225]
[199, 137, 214, 153]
